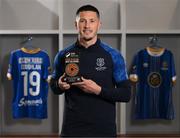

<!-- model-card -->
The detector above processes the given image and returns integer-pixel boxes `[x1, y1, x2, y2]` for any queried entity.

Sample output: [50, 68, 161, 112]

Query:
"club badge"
[148, 72, 162, 88]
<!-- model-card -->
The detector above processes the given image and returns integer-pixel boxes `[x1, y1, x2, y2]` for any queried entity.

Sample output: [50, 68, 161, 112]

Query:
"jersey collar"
[146, 46, 165, 57]
[21, 47, 41, 54]
[75, 39, 100, 50]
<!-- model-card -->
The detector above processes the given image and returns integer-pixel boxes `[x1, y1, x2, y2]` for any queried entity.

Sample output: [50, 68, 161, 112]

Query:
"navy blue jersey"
[50, 39, 131, 137]
[7, 47, 50, 119]
[130, 47, 176, 120]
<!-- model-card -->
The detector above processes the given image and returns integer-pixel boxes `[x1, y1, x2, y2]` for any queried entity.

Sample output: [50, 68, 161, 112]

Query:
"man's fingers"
[58, 73, 71, 90]
[60, 73, 66, 79]
[81, 77, 85, 81]
[63, 84, 70, 89]
[59, 82, 70, 90]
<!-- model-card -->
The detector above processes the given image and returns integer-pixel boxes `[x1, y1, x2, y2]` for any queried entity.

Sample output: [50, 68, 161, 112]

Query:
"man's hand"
[58, 73, 71, 90]
[71, 77, 101, 95]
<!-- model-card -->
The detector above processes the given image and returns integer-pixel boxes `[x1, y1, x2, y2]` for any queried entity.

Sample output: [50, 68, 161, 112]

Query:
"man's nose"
[85, 21, 90, 28]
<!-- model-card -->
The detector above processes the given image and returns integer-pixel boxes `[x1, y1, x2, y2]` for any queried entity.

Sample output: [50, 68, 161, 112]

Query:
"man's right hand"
[58, 73, 71, 90]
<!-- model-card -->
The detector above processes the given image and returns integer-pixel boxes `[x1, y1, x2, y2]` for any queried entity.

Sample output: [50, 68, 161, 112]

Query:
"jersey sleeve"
[129, 53, 138, 82]
[99, 49, 131, 102]
[170, 52, 176, 84]
[112, 51, 129, 83]
[7, 51, 15, 80]
[50, 51, 65, 95]
[43, 53, 51, 82]
[51, 51, 64, 79]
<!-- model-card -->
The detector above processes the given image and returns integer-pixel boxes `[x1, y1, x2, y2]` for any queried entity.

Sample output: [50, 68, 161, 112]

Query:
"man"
[50, 5, 131, 137]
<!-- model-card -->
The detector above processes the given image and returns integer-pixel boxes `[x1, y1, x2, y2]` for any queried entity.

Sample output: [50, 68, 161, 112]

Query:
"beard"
[82, 37, 93, 41]
[79, 30, 97, 42]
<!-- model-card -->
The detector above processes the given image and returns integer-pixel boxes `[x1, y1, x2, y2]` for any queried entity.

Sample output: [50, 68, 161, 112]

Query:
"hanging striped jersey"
[130, 47, 176, 120]
[7, 47, 50, 119]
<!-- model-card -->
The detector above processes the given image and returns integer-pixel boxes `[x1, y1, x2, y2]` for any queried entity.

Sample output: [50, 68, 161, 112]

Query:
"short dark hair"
[76, 5, 100, 18]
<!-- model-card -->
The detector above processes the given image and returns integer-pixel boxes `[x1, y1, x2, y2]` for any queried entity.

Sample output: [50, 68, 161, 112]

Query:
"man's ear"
[98, 21, 102, 31]
[75, 21, 78, 29]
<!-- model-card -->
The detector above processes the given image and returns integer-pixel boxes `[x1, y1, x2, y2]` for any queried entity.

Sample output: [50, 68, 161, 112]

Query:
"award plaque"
[62, 52, 82, 83]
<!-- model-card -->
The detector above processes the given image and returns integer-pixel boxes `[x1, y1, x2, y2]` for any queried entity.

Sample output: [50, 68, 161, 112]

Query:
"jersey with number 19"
[7, 47, 50, 119]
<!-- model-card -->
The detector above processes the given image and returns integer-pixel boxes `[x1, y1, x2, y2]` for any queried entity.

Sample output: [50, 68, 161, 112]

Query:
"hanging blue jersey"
[7, 47, 50, 119]
[130, 47, 176, 120]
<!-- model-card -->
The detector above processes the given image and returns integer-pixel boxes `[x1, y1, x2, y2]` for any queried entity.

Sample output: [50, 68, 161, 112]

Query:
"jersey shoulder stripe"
[99, 42, 128, 83]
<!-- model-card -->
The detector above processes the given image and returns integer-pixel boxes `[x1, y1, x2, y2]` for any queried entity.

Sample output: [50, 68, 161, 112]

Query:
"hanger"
[20, 35, 38, 50]
[148, 35, 161, 49]
[147, 35, 165, 56]
[21, 35, 32, 44]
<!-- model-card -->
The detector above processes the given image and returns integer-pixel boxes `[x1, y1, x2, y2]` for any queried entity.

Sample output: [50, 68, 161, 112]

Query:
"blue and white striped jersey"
[130, 47, 176, 120]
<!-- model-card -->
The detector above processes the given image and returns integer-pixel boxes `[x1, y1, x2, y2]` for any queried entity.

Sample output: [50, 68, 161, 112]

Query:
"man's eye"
[80, 20, 85, 23]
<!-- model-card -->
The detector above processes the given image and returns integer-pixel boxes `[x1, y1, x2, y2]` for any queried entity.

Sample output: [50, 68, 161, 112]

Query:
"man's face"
[75, 11, 101, 41]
